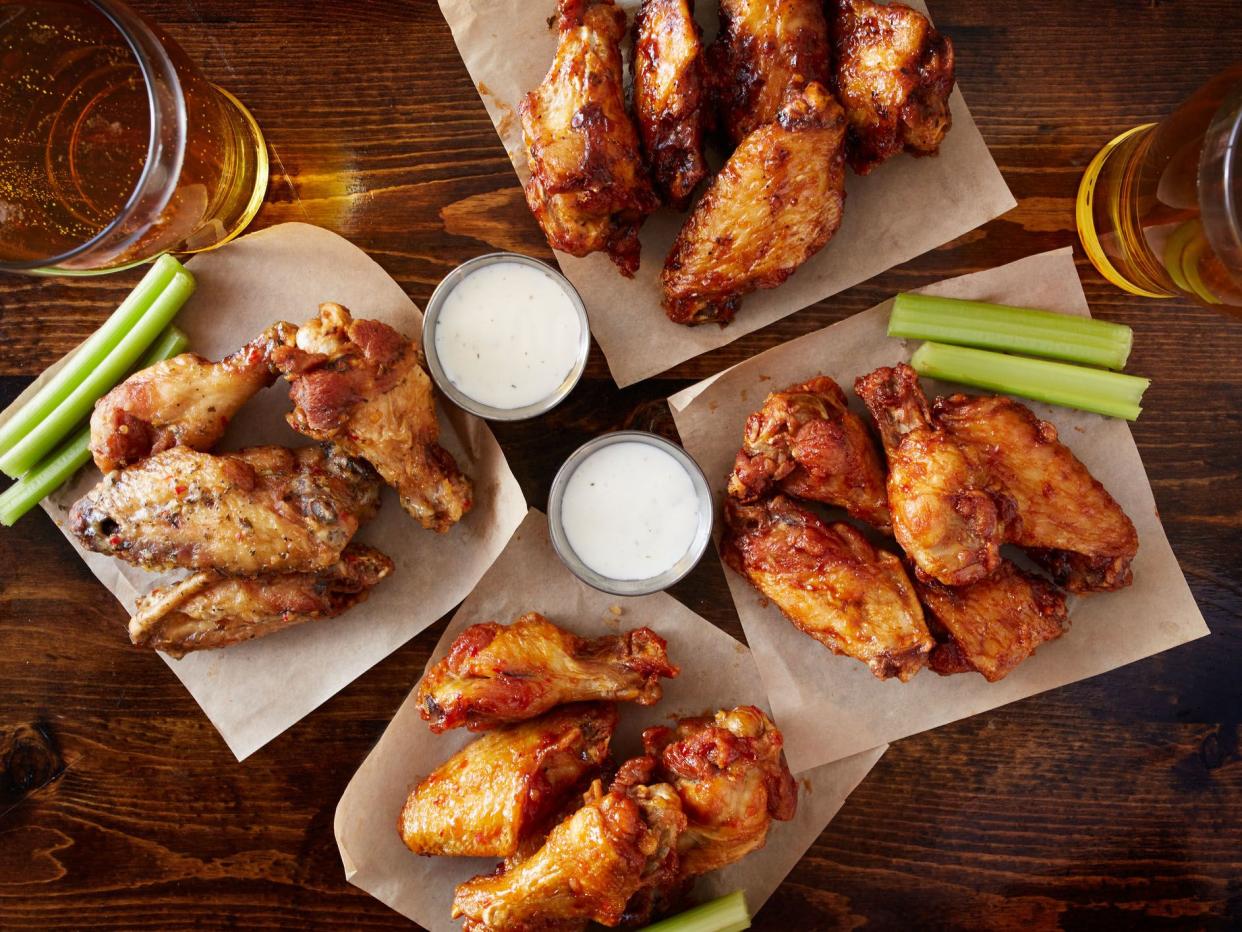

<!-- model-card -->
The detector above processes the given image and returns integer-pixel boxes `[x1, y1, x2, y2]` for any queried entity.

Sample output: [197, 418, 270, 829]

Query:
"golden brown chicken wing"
[69, 444, 381, 575]
[399, 703, 615, 860]
[127, 543, 393, 658]
[661, 82, 846, 325]
[727, 375, 890, 529]
[632, 0, 709, 209]
[272, 303, 472, 533]
[520, 0, 660, 276]
[828, 0, 955, 174]
[417, 612, 678, 733]
[722, 495, 931, 680]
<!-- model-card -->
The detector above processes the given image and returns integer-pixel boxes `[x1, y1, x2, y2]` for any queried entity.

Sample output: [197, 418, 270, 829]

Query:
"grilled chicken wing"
[828, 0, 955, 174]
[633, 0, 708, 209]
[662, 82, 846, 325]
[90, 323, 295, 474]
[272, 303, 472, 533]
[400, 703, 615, 859]
[128, 543, 393, 658]
[722, 495, 932, 680]
[69, 444, 381, 575]
[708, 0, 830, 144]
[727, 375, 890, 529]
[520, 0, 660, 276]
[417, 612, 678, 733]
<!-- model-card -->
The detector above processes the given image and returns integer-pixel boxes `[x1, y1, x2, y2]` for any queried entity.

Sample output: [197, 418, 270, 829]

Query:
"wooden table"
[2, 2, 1240, 928]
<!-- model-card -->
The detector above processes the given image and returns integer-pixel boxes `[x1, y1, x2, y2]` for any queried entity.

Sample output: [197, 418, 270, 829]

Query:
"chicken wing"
[828, 0, 955, 174]
[520, 0, 660, 276]
[400, 703, 615, 859]
[662, 82, 846, 325]
[417, 612, 678, 733]
[722, 495, 932, 680]
[707, 0, 831, 144]
[727, 375, 890, 529]
[69, 444, 381, 575]
[127, 543, 393, 658]
[271, 303, 472, 533]
[633, 0, 708, 209]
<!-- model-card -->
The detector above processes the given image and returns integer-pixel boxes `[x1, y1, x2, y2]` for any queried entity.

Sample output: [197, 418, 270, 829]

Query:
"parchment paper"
[0, 223, 527, 761]
[668, 247, 1211, 774]
[437, 0, 1016, 387]
[335, 508, 885, 930]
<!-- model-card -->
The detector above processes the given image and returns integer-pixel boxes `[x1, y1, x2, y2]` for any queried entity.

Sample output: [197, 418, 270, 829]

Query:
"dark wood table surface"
[2, 1, 1240, 929]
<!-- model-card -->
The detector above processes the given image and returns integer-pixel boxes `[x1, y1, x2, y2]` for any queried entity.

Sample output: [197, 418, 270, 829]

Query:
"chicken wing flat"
[400, 703, 615, 859]
[828, 0, 955, 174]
[662, 82, 845, 325]
[727, 375, 890, 529]
[69, 444, 381, 575]
[708, 0, 830, 144]
[417, 612, 678, 733]
[127, 543, 393, 658]
[520, 0, 659, 276]
[633, 0, 708, 209]
[272, 303, 472, 533]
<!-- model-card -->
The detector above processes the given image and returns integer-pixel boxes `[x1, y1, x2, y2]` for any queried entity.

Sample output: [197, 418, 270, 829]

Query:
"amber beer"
[0, 0, 268, 273]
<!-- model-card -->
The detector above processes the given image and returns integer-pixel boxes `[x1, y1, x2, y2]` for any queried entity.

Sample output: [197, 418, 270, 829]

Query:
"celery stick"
[0, 255, 180, 458]
[638, 891, 751, 932]
[910, 342, 1149, 421]
[889, 292, 1134, 370]
[0, 267, 196, 479]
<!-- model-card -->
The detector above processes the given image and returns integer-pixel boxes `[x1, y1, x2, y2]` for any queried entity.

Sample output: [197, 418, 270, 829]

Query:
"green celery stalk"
[910, 342, 1149, 420]
[0, 265, 196, 479]
[638, 891, 751, 932]
[889, 292, 1134, 370]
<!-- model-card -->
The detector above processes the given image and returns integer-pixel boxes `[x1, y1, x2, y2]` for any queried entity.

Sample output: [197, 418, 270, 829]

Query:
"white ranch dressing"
[560, 442, 701, 581]
[433, 261, 581, 409]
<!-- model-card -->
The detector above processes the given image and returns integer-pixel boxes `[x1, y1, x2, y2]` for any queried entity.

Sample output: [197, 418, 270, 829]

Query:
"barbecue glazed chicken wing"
[662, 82, 846, 325]
[520, 0, 660, 276]
[69, 444, 381, 575]
[632, 0, 708, 209]
[828, 0, 955, 174]
[727, 375, 890, 530]
[400, 703, 616, 859]
[127, 543, 393, 657]
[417, 612, 678, 733]
[272, 303, 472, 533]
[722, 495, 932, 680]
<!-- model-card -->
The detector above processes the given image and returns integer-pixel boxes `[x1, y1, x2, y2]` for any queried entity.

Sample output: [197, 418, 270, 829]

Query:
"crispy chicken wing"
[271, 303, 472, 533]
[828, 0, 955, 174]
[661, 82, 846, 325]
[727, 375, 890, 529]
[417, 612, 678, 733]
[520, 0, 660, 276]
[127, 543, 393, 658]
[69, 444, 381, 575]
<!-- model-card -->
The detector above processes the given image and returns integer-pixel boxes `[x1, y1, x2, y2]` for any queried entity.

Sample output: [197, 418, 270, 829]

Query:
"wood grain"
[1, 1, 1240, 929]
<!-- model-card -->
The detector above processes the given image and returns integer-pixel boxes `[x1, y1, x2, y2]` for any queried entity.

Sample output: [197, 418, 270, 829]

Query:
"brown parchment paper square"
[436, 0, 1015, 387]
[334, 508, 885, 930]
[669, 247, 1210, 775]
[0, 223, 527, 761]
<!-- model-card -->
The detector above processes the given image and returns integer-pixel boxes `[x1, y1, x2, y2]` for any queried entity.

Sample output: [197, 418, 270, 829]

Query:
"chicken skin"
[520, 0, 660, 276]
[400, 703, 616, 859]
[722, 495, 932, 680]
[128, 543, 394, 658]
[272, 303, 472, 533]
[727, 375, 890, 529]
[661, 82, 846, 325]
[417, 612, 678, 733]
[69, 444, 381, 575]
[828, 0, 955, 174]
[632, 0, 708, 209]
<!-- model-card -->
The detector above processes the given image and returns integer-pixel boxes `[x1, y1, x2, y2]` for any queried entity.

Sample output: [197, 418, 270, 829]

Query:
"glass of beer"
[1076, 64, 1242, 317]
[0, 0, 269, 275]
